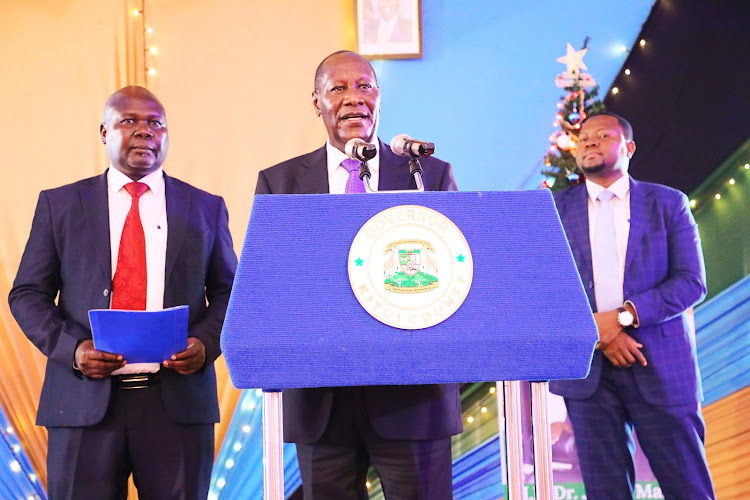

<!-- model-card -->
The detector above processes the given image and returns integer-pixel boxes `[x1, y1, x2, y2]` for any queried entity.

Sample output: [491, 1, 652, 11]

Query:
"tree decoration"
[542, 38, 606, 191]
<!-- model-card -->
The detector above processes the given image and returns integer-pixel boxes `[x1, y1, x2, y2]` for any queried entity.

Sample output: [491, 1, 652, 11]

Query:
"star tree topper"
[557, 42, 588, 73]
[555, 42, 596, 89]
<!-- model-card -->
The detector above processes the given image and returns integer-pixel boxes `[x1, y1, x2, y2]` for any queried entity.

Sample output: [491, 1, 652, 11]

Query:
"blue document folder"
[88, 305, 189, 363]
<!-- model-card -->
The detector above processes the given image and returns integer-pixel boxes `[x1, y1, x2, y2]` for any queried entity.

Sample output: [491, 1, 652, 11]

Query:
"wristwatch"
[617, 307, 634, 328]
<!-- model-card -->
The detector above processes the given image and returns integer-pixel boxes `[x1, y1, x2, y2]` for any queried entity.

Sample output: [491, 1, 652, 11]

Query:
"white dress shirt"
[326, 140, 380, 194]
[586, 175, 631, 303]
[108, 166, 168, 374]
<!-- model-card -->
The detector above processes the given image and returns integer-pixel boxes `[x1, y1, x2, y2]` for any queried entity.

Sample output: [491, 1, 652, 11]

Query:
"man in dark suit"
[256, 50, 461, 499]
[550, 113, 715, 499]
[9, 86, 237, 499]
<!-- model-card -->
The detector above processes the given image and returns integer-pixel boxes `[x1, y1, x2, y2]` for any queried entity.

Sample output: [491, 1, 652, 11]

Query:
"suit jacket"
[256, 141, 463, 442]
[9, 171, 237, 427]
[550, 177, 707, 406]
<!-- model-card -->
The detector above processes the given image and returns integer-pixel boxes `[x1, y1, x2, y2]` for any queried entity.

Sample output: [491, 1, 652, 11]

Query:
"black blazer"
[256, 141, 463, 442]
[9, 171, 237, 427]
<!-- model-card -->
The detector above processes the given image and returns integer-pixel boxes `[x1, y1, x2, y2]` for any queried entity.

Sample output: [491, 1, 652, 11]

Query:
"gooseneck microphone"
[344, 138, 375, 184]
[390, 134, 435, 158]
[344, 138, 377, 162]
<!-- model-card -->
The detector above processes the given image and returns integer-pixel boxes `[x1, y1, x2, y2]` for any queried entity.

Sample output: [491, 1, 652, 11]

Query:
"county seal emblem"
[349, 205, 473, 329]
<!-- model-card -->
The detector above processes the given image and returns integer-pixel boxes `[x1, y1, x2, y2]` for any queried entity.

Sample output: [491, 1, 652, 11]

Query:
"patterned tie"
[342, 158, 366, 193]
[593, 190, 622, 312]
[112, 182, 149, 310]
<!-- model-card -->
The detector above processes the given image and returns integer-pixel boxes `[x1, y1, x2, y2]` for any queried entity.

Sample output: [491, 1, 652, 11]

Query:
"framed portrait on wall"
[356, 0, 422, 60]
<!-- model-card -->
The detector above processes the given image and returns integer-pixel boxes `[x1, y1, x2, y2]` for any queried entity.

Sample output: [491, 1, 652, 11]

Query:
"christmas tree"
[542, 39, 606, 191]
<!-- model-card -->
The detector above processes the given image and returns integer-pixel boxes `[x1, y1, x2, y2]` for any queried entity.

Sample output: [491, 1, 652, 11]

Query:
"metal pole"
[503, 381, 524, 500]
[495, 382, 508, 490]
[262, 390, 284, 500]
[531, 381, 553, 500]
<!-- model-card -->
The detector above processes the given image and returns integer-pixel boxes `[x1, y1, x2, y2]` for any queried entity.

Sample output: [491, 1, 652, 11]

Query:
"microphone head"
[344, 138, 376, 161]
[390, 134, 412, 156]
[344, 138, 364, 159]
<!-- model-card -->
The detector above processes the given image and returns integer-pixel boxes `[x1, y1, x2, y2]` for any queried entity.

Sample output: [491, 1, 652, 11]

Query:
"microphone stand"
[358, 155, 425, 194]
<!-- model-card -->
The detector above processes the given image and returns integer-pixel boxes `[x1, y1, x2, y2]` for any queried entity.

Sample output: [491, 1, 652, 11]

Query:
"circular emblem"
[348, 205, 473, 329]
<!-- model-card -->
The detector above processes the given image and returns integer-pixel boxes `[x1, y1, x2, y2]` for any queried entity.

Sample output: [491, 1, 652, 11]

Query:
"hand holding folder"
[88, 305, 189, 363]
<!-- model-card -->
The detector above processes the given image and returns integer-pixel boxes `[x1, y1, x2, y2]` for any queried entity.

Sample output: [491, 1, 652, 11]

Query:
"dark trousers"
[565, 361, 715, 500]
[47, 381, 214, 500]
[295, 387, 454, 500]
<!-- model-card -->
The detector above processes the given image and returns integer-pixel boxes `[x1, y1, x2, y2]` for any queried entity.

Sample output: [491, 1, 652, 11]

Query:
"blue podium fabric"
[221, 191, 596, 389]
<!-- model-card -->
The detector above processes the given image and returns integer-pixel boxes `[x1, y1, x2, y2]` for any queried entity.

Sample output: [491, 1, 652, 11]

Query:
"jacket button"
[103, 289, 109, 297]
[588, 281, 594, 288]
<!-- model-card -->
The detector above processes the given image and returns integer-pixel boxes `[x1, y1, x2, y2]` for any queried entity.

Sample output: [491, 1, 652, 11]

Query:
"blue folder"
[88, 305, 189, 363]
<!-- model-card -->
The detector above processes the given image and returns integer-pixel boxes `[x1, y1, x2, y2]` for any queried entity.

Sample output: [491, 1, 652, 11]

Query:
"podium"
[221, 190, 596, 499]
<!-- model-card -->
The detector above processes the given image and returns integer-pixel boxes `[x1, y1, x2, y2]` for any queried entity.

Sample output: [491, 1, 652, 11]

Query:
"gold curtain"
[0, 0, 352, 494]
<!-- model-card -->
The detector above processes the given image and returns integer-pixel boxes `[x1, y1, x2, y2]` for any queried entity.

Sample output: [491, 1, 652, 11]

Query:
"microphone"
[344, 138, 377, 162]
[390, 134, 435, 158]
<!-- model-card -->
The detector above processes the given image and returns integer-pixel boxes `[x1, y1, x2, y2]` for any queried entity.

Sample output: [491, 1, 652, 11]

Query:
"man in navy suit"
[9, 86, 237, 499]
[550, 113, 715, 499]
[256, 50, 461, 499]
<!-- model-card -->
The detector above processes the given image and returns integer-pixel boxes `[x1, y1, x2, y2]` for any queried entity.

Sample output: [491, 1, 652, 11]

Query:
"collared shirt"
[586, 175, 631, 301]
[108, 166, 168, 374]
[326, 140, 380, 194]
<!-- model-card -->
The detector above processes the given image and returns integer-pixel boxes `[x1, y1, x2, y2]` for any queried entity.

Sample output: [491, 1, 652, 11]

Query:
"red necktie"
[111, 182, 149, 310]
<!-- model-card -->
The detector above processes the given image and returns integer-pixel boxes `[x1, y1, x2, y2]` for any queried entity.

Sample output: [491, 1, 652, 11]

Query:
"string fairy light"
[207, 388, 268, 497]
[131, 1, 157, 83]
[688, 159, 750, 213]
[0, 415, 45, 499]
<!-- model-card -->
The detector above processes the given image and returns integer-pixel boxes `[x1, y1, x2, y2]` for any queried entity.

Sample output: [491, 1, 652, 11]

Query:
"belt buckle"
[117, 374, 152, 390]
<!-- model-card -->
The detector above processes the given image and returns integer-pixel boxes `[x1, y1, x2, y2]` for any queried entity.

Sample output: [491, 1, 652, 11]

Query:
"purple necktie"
[342, 158, 366, 193]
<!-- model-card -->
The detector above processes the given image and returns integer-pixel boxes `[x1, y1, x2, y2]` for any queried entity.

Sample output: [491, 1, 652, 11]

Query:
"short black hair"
[583, 112, 633, 141]
[313, 50, 378, 92]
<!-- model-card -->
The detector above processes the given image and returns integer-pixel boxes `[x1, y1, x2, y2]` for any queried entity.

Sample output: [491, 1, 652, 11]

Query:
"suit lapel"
[625, 177, 648, 277]
[564, 185, 593, 283]
[80, 172, 112, 281]
[377, 141, 412, 190]
[164, 173, 190, 282]
[298, 147, 330, 193]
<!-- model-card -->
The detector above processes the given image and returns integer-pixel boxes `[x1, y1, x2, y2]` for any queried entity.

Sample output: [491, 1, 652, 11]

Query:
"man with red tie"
[9, 86, 237, 499]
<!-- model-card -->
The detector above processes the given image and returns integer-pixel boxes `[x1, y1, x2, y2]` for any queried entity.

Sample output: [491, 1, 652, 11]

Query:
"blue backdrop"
[373, 0, 655, 191]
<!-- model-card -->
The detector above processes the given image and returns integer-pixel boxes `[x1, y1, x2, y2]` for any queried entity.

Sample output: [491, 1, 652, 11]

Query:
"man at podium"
[255, 50, 461, 499]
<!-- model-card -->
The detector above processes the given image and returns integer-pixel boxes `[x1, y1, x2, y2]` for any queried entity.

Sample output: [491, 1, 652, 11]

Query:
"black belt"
[113, 372, 160, 390]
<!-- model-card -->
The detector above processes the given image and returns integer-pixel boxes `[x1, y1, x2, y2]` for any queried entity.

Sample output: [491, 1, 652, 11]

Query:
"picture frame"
[356, 0, 423, 60]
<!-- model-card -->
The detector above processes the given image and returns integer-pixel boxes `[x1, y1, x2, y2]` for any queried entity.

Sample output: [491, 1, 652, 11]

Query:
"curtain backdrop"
[0, 0, 351, 493]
